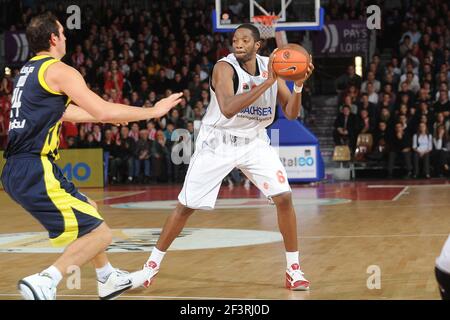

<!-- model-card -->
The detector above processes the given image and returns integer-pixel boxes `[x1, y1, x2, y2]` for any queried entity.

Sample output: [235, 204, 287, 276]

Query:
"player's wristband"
[293, 83, 303, 93]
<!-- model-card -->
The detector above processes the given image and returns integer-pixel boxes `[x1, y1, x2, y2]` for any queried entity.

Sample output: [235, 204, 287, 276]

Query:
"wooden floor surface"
[0, 180, 449, 300]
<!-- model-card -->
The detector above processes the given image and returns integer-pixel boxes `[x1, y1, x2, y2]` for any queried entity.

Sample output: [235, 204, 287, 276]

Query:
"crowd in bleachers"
[0, 1, 242, 184]
[332, 0, 450, 178]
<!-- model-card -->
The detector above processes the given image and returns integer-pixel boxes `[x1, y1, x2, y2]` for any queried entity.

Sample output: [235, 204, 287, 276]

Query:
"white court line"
[92, 191, 147, 202]
[0, 293, 261, 300]
[368, 184, 450, 189]
[392, 186, 409, 201]
[298, 233, 449, 239]
[368, 185, 407, 188]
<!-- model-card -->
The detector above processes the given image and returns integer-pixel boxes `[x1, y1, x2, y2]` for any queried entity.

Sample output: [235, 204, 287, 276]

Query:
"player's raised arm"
[214, 57, 277, 119]
[48, 62, 182, 123]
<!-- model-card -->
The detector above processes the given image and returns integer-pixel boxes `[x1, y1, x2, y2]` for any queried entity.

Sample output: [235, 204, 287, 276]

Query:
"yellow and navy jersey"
[4, 55, 71, 160]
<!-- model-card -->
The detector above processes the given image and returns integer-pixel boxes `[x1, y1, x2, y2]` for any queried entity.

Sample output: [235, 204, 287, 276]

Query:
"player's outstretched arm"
[48, 62, 182, 123]
[214, 56, 277, 119]
[62, 104, 129, 126]
[62, 103, 102, 123]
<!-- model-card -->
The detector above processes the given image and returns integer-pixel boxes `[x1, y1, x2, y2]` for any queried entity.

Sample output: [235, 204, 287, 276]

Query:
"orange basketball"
[272, 44, 311, 81]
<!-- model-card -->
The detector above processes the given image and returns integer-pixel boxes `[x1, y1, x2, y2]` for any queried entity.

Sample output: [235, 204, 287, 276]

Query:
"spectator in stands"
[416, 87, 432, 107]
[130, 91, 143, 107]
[435, 82, 450, 101]
[358, 93, 379, 121]
[356, 109, 375, 135]
[168, 109, 186, 129]
[379, 107, 394, 131]
[398, 114, 414, 137]
[400, 72, 420, 94]
[380, 83, 396, 107]
[154, 69, 171, 96]
[345, 84, 360, 104]
[336, 65, 362, 92]
[333, 105, 357, 151]
[87, 133, 99, 148]
[147, 121, 157, 141]
[102, 129, 121, 184]
[433, 89, 450, 118]
[412, 122, 433, 178]
[177, 97, 194, 122]
[66, 136, 77, 149]
[339, 95, 358, 115]
[0, 69, 13, 96]
[361, 71, 381, 93]
[71, 44, 85, 69]
[399, 35, 413, 57]
[151, 130, 170, 183]
[116, 126, 136, 184]
[366, 82, 379, 105]
[134, 129, 151, 184]
[400, 54, 420, 76]
[400, 23, 422, 45]
[367, 121, 389, 161]
[129, 122, 140, 142]
[433, 125, 449, 177]
[397, 82, 415, 107]
[433, 112, 450, 136]
[92, 124, 102, 143]
[387, 122, 413, 179]
[379, 92, 395, 114]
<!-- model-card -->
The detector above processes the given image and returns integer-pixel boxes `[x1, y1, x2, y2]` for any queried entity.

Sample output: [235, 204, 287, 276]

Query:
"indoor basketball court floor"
[0, 179, 449, 300]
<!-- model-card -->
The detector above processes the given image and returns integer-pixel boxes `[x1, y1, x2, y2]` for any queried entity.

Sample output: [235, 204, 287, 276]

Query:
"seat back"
[332, 145, 351, 162]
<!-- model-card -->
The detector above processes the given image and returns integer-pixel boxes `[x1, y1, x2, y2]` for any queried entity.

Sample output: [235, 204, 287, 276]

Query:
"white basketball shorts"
[178, 126, 291, 210]
[436, 235, 450, 274]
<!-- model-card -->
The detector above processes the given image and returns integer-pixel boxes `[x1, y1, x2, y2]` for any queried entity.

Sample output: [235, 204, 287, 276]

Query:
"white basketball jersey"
[201, 53, 278, 137]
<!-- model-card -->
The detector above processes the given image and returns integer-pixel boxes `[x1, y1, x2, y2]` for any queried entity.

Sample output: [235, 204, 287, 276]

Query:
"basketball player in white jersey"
[436, 237, 450, 299]
[132, 24, 314, 291]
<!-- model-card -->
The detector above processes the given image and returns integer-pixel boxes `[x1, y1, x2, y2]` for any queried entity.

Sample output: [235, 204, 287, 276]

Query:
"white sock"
[148, 247, 166, 268]
[286, 251, 300, 269]
[96, 262, 115, 282]
[41, 265, 63, 287]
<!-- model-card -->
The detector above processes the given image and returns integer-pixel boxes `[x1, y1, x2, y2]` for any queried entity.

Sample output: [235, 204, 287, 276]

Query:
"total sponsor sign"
[278, 145, 317, 180]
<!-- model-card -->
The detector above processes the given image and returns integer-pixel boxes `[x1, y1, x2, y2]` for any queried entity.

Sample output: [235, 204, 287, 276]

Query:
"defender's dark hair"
[235, 23, 261, 42]
[26, 12, 60, 54]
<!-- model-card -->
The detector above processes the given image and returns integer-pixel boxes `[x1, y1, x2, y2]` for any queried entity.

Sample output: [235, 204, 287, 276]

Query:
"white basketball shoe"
[97, 269, 133, 300]
[18, 273, 57, 300]
[128, 260, 160, 289]
[285, 264, 310, 291]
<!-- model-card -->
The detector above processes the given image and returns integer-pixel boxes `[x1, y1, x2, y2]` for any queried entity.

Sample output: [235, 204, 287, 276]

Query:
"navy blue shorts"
[1, 154, 103, 247]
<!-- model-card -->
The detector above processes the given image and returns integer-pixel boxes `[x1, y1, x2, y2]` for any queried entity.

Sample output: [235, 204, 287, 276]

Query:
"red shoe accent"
[143, 261, 158, 288]
[291, 263, 300, 270]
[285, 278, 310, 289]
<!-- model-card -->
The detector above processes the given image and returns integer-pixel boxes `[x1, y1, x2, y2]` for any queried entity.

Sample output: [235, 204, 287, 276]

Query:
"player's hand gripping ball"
[272, 44, 314, 82]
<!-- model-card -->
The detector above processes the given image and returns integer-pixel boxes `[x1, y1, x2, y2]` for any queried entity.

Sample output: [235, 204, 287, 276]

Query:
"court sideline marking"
[0, 293, 262, 300]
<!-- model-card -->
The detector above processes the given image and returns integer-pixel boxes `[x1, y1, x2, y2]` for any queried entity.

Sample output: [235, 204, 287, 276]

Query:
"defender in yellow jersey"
[1, 12, 182, 300]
